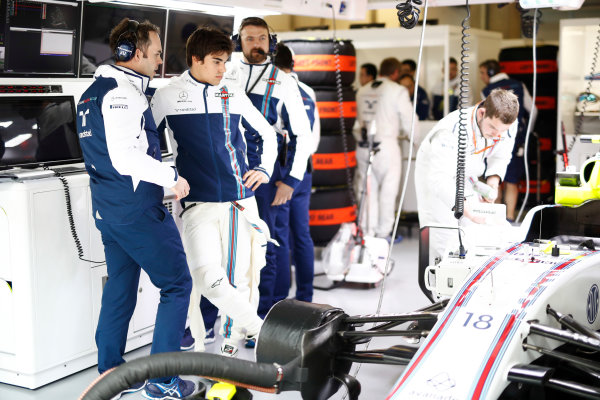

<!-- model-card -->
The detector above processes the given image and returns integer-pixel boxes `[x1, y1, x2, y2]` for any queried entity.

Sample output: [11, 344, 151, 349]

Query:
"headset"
[115, 20, 140, 62]
[231, 19, 278, 54]
[484, 60, 500, 78]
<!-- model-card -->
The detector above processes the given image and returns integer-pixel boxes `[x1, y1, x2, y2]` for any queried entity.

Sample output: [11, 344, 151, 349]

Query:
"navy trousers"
[273, 171, 314, 303]
[254, 165, 286, 318]
[95, 204, 192, 376]
[200, 296, 218, 331]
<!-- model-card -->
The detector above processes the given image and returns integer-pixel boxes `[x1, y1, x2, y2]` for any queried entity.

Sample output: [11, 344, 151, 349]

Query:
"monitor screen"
[0, 96, 82, 169]
[0, 0, 80, 76]
[80, 2, 166, 77]
[164, 10, 233, 76]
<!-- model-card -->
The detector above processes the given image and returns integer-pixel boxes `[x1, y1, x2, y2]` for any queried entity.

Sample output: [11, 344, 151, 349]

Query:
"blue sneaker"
[204, 328, 215, 344]
[180, 328, 195, 351]
[385, 234, 403, 244]
[143, 376, 195, 399]
[244, 333, 257, 349]
[110, 380, 147, 400]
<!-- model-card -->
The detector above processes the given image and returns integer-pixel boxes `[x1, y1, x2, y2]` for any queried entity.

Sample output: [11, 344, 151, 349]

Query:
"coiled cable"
[396, 0, 423, 29]
[44, 166, 105, 264]
[326, 3, 361, 241]
[452, 0, 470, 259]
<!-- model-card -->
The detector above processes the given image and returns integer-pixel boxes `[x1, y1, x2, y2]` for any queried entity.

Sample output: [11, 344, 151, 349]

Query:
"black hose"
[80, 352, 299, 400]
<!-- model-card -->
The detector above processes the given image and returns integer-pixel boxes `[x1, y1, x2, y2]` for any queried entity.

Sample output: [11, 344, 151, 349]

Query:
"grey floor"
[0, 233, 430, 400]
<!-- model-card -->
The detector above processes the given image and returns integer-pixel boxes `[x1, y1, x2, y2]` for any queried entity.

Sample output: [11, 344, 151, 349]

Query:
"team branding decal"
[79, 109, 90, 127]
[427, 372, 456, 391]
[177, 91, 190, 102]
[365, 99, 377, 109]
[109, 104, 128, 109]
[77, 97, 97, 105]
[262, 78, 280, 85]
[79, 130, 92, 138]
[215, 92, 234, 98]
[174, 107, 196, 113]
[588, 284, 599, 324]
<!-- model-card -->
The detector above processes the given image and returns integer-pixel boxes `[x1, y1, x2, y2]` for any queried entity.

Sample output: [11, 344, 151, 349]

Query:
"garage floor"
[0, 235, 431, 400]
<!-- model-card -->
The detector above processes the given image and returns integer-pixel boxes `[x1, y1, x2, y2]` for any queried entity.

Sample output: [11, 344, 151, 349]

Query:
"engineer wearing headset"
[479, 59, 536, 222]
[76, 18, 194, 400]
[222, 17, 312, 323]
[151, 27, 278, 358]
[415, 88, 519, 260]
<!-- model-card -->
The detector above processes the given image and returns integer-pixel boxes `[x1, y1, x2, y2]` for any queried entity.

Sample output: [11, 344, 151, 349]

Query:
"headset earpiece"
[268, 33, 278, 54]
[486, 61, 499, 78]
[115, 20, 140, 62]
[231, 33, 241, 52]
[231, 32, 278, 54]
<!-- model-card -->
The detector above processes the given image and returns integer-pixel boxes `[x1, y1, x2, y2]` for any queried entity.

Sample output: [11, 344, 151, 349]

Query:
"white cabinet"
[0, 172, 163, 389]
[558, 18, 600, 170]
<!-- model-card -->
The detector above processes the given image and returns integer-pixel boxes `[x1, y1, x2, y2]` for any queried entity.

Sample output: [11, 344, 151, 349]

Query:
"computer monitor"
[0, 96, 82, 169]
[0, 0, 80, 76]
[80, 2, 166, 77]
[164, 10, 233, 77]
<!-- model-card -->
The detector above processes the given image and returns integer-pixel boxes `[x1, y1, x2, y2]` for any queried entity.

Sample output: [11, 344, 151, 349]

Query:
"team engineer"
[415, 88, 519, 259]
[76, 18, 194, 399]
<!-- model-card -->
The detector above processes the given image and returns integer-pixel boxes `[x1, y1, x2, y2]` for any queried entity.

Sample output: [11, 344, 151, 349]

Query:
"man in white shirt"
[354, 57, 417, 242]
[415, 88, 519, 259]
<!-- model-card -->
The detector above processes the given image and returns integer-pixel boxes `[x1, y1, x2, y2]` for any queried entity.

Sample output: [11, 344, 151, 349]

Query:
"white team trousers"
[414, 142, 460, 261]
[181, 197, 265, 350]
[355, 138, 402, 238]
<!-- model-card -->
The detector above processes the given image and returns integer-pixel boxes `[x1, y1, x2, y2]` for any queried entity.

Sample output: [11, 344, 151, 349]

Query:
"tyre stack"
[284, 39, 358, 245]
[499, 45, 558, 206]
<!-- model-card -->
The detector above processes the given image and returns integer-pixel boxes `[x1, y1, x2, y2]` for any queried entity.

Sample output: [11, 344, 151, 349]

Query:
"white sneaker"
[220, 342, 239, 357]
[110, 380, 147, 400]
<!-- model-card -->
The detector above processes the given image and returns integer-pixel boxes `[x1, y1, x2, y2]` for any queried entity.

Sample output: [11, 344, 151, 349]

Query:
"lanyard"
[246, 64, 269, 96]
[470, 103, 499, 155]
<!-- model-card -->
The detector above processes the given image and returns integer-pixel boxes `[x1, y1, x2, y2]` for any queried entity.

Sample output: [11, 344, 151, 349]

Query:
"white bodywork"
[388, 206, 600, 399]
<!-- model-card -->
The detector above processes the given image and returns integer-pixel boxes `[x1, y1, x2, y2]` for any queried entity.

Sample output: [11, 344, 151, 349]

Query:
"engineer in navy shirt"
[76, 18, 195, 399]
